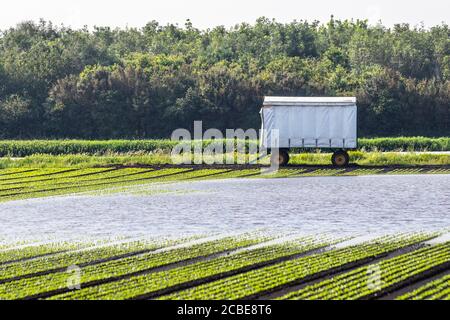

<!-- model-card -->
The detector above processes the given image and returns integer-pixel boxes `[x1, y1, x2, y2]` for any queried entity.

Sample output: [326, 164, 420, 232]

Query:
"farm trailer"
[260, 96, 357, 166]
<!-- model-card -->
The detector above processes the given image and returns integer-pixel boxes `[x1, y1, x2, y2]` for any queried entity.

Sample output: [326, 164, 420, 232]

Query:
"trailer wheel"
[271, 150, 290, 166]
[332, 150, 350, 167]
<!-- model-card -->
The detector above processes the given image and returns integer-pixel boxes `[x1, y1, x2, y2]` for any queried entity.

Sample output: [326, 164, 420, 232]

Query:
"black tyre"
[332, 150, 350, 167]
[270, 149, 290, 166]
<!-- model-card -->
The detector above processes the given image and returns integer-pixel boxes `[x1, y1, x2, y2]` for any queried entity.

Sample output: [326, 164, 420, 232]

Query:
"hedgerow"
[0, 137, 449, 157]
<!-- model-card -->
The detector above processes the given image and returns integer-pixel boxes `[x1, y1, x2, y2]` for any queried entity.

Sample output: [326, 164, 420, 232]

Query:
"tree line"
[0, 18, 448, 139]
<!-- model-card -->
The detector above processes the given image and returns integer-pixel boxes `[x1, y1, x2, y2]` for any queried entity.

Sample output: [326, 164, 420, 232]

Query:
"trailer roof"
[263, 96, 357, 106]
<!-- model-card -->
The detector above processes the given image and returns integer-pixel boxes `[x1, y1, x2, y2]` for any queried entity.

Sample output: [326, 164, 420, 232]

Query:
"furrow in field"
[278, 242, 450, 300]
[259, 240, 428, 299]
[46, 235, 337, 300]
[0, 168, 193, 201]
[0, 168, 78, 182]
[381, 269, 450, 300]
[386, 168, 425, 175]
[40, 168, 155, 186]
[0, 241, 96, 265]
[156, 233, 434, 300]
[0, 168, 244, 201]
[397, 273, 450, 300]
[200, 169, 261, 180]
[0, 234, 269, 300]
[132, 236, 340, 300]
[427, 168, 450, 174]
[0, 168, 148, 192]
[364, 258, 450, 299]
[0, 169, 114, 193]
[156, 168, 244, 183]
[0, 167, 115, 186]
[340, 168, 384, 176]
[183, 169, 233, 180]
[302, 169, 347, 177]
[0, 169, 38, 178]
[0, 238, 184, 283]
[258, 169, 308, 179]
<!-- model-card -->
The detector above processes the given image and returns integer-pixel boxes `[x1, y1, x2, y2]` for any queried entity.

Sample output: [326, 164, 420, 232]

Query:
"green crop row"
[0, 234, 266, 299]
[257, 169, 308, 179]
[0, 168, 39, 178]
[0, 169, 114, 193]
[341, 169, 384, 176]
[358, 137, 450, 152]
[0, 168, 73, 182]
[3, 166, 446, 195]
[0, 168, 194, 202]
[0, 168, 250, 202]
[0, 241, 98, 265]
[0, 168, 151, 193]
[200, 169, 261, 180]
[0, 238, 183, 282]
[0, 168, 111, 186]
[0, 239, 43, 251]
[398, 274, 450, 300]
[279, 242, 450, 300]
[297, 169, 347, 177]
[386, 168, 425, 175]
[427, 169, 450, 174]
[1, 233, 445, 300]
[48, 235, 337, 300]
[158, 233, 434, 300]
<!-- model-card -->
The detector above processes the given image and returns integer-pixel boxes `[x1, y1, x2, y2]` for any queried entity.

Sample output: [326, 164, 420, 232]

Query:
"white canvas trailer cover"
[260, 96, 357, 149]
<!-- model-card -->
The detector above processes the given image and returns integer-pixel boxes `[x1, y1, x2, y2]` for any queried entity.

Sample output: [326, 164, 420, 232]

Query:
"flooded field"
[0, 174, 449, 241]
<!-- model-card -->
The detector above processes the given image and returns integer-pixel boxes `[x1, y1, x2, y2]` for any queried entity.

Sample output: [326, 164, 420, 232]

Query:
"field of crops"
[0, 231, 449, 300]
[1, 165, 449, 203]
[0, 137, 449, 157]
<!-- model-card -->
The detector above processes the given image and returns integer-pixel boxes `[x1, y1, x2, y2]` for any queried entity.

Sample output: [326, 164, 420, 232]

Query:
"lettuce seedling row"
[0, 233, 266, 299]
[0, 166, 449, 202]
[279, 242, 450, 300]
[47, 235, 335, 300]
[398, 273, 450, 300]
[158, 233, 434, 300]
[1, 232, 448, 300]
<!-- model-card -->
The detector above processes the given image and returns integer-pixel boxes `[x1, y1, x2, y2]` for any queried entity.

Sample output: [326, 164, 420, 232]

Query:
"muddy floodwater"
[0, 174, 449, 241]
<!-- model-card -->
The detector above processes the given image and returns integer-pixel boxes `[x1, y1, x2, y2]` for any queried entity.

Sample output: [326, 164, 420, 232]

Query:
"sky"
[0, 0, 448, 30]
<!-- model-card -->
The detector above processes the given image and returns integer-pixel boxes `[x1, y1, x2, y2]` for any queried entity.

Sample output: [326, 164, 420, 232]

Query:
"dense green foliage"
[398, 274, 450, 300]
[160, 234, 434, 300]
[280, 242, 450, 300]
[0, 19, 449, 138]
[0, 137, 449, 157]
[1, 233, 449, 300]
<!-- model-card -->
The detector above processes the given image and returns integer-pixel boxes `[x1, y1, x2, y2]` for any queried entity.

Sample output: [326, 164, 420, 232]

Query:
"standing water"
[0, 174, 449, 241]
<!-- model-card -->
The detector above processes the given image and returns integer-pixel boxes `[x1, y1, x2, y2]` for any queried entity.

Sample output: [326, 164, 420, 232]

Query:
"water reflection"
[0, 174, 449, 241]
